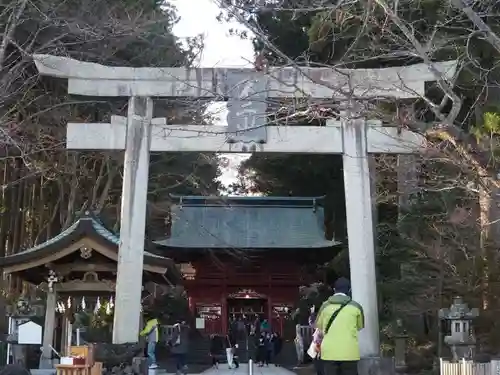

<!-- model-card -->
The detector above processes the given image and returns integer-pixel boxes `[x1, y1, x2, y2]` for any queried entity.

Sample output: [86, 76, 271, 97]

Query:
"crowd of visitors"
[208, 317, 283, 369]
[255, 331, 282, 367]
[138, 277, 363, 375]
[139, 312, 285, 372]
[3, 277, 362, 375]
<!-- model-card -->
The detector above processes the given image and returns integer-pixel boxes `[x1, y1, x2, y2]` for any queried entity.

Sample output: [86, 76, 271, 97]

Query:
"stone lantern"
[394, 319, 408, 372]
[438, 296, 479, 360]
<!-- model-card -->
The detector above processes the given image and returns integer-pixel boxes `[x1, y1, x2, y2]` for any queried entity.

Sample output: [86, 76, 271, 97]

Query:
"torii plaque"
[225, 70, 268, 146]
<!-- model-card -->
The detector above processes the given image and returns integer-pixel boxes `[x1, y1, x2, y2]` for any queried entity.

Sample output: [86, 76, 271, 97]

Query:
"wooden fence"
[440, 359, 493, 375]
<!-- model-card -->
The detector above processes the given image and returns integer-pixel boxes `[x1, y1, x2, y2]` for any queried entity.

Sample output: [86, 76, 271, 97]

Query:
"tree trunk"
[19, 173, 30, 248]
[12, 158, 23, 254]
[0, 160, 8, 337]
[397, 154, 419, 220]
[7, 159, 18, 256]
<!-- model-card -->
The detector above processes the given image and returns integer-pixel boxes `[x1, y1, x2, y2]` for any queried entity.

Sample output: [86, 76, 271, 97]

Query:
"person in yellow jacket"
[315, 278, 364, 375]
[140, 314, 160, 369]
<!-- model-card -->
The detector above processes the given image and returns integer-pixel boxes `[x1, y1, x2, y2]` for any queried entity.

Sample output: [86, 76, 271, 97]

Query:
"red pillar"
[188, 296, 195, 316]
[221, 296, 228, 334]
[267, 267, 273, 330]
[267, 296, 273, 323]
[222, 269, 228, 334]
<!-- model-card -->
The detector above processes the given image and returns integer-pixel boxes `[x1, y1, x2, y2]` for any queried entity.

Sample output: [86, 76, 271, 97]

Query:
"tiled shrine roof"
[0, 213, 180, 281]
[155, 195, 340, 249]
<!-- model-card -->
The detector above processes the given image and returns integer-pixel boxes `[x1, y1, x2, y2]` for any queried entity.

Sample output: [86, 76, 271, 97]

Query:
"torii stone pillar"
[33, 54, 457, 356]
[342, 113, 379, 356]
[112, 96, 152, 343]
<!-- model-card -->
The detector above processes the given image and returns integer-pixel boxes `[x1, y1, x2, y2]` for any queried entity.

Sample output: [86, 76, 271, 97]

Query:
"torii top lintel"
[33, 54, 458, 99]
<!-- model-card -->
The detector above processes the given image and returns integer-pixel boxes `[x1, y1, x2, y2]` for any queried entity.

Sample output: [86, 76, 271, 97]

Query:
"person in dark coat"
[256, 332, 267, 366]
[225, 329, 240, 369]
[265, 332, 273, 366]
[271, 332, 283, 366]
[236, 317, 246, 340]
[168, 321, 190, 375]
[209, 334, 224, 368]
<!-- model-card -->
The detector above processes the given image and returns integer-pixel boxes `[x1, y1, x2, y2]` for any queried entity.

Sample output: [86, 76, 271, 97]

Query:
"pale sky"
[171, 0, 254, 68]
[171, 0, 255, 189]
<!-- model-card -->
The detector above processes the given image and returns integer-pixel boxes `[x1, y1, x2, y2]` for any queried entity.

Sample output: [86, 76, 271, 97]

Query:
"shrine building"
[154, 195, 340, 336]
[0, 213, 180, 366]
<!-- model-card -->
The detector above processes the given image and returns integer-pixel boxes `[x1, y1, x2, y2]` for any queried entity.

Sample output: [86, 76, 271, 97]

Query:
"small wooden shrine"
[0, 213, 181, 368]
[155, 195, 340, 336]
[56, 343, 101, 375]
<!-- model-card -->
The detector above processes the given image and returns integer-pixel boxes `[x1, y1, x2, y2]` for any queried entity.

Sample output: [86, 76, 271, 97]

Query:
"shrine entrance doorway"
[227, 289, 267, 327]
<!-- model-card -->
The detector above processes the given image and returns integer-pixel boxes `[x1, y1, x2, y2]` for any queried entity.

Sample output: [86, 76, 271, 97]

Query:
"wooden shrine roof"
[0, 213, 181, 284]
[155, 195, 341, 249]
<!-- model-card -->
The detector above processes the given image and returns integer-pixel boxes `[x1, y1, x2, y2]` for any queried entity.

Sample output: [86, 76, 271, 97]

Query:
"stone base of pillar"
[31, 369, 57, 375]
[396, 364, 409, 373]
[38, 357, 55, 369]
[12, 344, 27, 367]
[132, 356, 148, 375]
[358, 357, 396, 375]
[94, 343, 145, 373]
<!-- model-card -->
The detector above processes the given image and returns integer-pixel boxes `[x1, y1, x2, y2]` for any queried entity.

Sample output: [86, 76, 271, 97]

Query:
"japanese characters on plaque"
[197, 304, 221, 321]
[225, 70, 268, 146]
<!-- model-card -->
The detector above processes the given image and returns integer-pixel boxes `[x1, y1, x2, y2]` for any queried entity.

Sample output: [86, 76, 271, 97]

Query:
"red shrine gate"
[155, 195, 339, 336]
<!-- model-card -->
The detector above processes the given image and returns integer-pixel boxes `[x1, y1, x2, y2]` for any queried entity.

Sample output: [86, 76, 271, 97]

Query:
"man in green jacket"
[140, 314, 160, 369]
[315, 278, 364, 375]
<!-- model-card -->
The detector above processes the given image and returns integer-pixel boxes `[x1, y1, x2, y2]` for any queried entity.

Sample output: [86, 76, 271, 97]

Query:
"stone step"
[154, 363, 212, 374]
[156, 337, 298, 368]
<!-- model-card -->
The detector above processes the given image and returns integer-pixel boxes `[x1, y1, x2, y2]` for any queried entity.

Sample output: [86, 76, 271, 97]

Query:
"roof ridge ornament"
[80, 246, 92, 259]
[47, 270, 58, 292]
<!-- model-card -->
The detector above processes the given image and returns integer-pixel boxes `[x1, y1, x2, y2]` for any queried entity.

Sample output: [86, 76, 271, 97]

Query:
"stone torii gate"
[33, 55, 457, 359]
